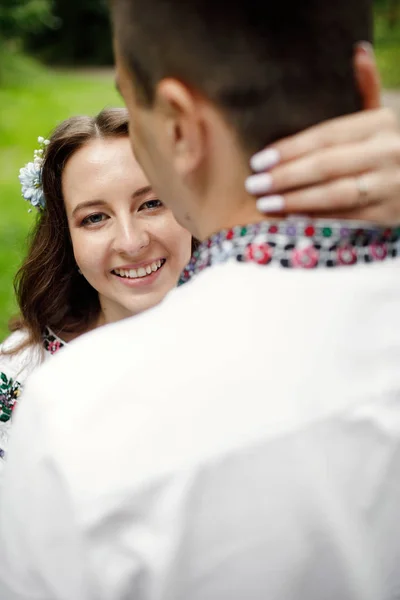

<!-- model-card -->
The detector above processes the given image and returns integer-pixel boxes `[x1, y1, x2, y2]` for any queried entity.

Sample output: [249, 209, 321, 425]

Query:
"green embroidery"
[0, 372, 22, 423]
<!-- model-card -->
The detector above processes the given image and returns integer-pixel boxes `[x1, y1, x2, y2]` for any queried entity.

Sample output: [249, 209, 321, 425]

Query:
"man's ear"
[156, 78, 206, 177]
[353, 42, 381, 110]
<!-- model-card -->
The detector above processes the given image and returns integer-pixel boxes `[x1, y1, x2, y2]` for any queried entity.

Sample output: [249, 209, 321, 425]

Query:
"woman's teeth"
[113, 260, 164, 279]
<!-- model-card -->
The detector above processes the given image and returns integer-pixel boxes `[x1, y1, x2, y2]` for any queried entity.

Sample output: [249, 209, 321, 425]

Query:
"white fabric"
[0, 330, 43, 382]
[0, 330, 44, 475]
[1, 258, 400, 600]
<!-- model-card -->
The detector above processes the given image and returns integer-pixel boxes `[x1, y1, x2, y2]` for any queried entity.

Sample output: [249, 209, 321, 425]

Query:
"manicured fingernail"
[357, 41, 375, 60]
[250, 148, 280, 172]
[256, 195, 285, 213]
[245, 172, 273, 195]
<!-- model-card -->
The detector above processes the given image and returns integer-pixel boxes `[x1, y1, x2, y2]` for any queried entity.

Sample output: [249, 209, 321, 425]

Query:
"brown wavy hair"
[10, 108, 132, 349]
[10, 106, 197, 352]
[9, 108, 143, 350]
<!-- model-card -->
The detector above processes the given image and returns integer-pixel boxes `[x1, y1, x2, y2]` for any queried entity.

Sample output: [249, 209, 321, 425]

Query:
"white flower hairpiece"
[18, 136, 50, 212]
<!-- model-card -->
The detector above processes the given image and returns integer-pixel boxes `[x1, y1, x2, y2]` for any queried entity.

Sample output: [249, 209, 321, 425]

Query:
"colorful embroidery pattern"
[0, 372, 21, 423]
[179, 220, 400, 285]
[43, 327, 66, 355]
[0, 328, 65, 425]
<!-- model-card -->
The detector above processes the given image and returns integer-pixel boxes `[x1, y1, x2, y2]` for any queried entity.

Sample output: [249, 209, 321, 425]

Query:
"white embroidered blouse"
[0, 327, 65, 471]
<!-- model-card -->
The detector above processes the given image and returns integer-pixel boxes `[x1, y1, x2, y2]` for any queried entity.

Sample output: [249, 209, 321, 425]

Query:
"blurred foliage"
[0, 0, 55, 38]
[374, 1, 400, 87]
[0, 0, 399, 73]
[0, 0, 54, 85]
[374, 0, 400, 28]
[25, 0, 113, 66]
[0, 44, 45, 87]
[0, 0, 111, 81]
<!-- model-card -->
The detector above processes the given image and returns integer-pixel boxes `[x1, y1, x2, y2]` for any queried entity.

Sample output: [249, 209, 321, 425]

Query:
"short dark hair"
[111, 0, 372, 154]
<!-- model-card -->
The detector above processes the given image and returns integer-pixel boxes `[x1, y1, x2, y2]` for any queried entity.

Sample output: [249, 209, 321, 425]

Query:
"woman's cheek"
[71, 231, 108, 277]
[155, 213, 192, 262]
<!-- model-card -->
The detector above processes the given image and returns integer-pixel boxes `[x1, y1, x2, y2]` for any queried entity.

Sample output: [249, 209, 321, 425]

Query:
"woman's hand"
[246, 43, 400, 226]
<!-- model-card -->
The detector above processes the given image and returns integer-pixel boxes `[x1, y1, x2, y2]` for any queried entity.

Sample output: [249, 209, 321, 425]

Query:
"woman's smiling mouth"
[112, 259, 166, 280]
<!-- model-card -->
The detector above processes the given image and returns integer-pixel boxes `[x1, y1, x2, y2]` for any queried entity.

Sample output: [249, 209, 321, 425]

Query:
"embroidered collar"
[43, 327, 66, 355]
[179, 218, 400, 285]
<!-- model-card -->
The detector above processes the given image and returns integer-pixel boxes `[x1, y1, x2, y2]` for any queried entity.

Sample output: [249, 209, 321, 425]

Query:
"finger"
[353, 42, 382, 110]
[257, 169, 400, 216]
[246, 133, 400, 196]
[250, 108, 398, 169]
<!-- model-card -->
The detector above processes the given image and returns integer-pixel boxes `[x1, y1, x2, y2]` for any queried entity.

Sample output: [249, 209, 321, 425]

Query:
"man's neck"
[192, 124, 275, 241]
[191, 125, 285, 240]
[196, 190, 278, 241]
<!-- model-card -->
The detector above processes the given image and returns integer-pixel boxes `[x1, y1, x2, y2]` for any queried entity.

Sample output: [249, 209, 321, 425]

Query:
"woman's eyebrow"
[72, 187, 153, 217]
[132, 185, 153, 199]
[72, 199, 107, 217]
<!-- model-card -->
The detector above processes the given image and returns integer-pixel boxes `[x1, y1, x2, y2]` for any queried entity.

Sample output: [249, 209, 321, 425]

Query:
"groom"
[1, 0, 400, 599]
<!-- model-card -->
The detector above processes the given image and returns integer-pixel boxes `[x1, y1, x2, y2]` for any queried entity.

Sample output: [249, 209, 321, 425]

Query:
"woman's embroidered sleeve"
[0, 372, 22, 425]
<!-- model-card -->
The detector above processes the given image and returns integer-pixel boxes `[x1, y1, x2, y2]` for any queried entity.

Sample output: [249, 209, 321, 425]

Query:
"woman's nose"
[113, 218, 151, 256]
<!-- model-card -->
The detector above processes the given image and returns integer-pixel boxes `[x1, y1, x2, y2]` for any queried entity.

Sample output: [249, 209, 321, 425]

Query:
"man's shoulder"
[25, 280, 201, 401]
[28, 256, 400, 393]
[23, 264, 251, 425]
[18, 259, 400, 494]
[33, 263, 236, 377]
[26, 257, 400, 431]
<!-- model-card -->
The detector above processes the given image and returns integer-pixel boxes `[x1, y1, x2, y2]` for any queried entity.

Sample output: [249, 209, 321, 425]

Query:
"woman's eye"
[81, 213, 108, 226]
[140, 199, 163, 211]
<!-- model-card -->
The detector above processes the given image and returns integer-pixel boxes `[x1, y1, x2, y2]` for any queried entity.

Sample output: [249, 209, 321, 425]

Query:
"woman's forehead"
[62, 137, 149, 201]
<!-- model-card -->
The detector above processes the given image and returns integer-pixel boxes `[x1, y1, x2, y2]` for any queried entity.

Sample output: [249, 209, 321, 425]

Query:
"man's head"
[111, 0, 372, 239]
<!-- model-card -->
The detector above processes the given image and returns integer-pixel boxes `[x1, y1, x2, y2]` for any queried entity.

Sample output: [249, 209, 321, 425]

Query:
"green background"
[0, 71, 119, 338]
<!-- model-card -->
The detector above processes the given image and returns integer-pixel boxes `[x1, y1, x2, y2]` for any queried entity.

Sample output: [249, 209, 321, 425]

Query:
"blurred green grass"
[375, 11, 400, 88]
[0, 68, 119, 339]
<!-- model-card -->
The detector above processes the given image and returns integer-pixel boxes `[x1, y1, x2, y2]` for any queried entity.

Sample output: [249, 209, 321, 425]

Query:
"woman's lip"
[111, 258, 165, 271]
[111, 260, 166, 287]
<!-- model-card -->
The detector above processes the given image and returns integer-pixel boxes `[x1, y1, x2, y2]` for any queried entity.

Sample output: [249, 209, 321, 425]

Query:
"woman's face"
[63, 137, 192, 324]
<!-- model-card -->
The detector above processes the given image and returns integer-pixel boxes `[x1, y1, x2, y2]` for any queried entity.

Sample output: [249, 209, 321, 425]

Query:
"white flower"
[18, 136, 49, 212]
[18, 161, 45, 210]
